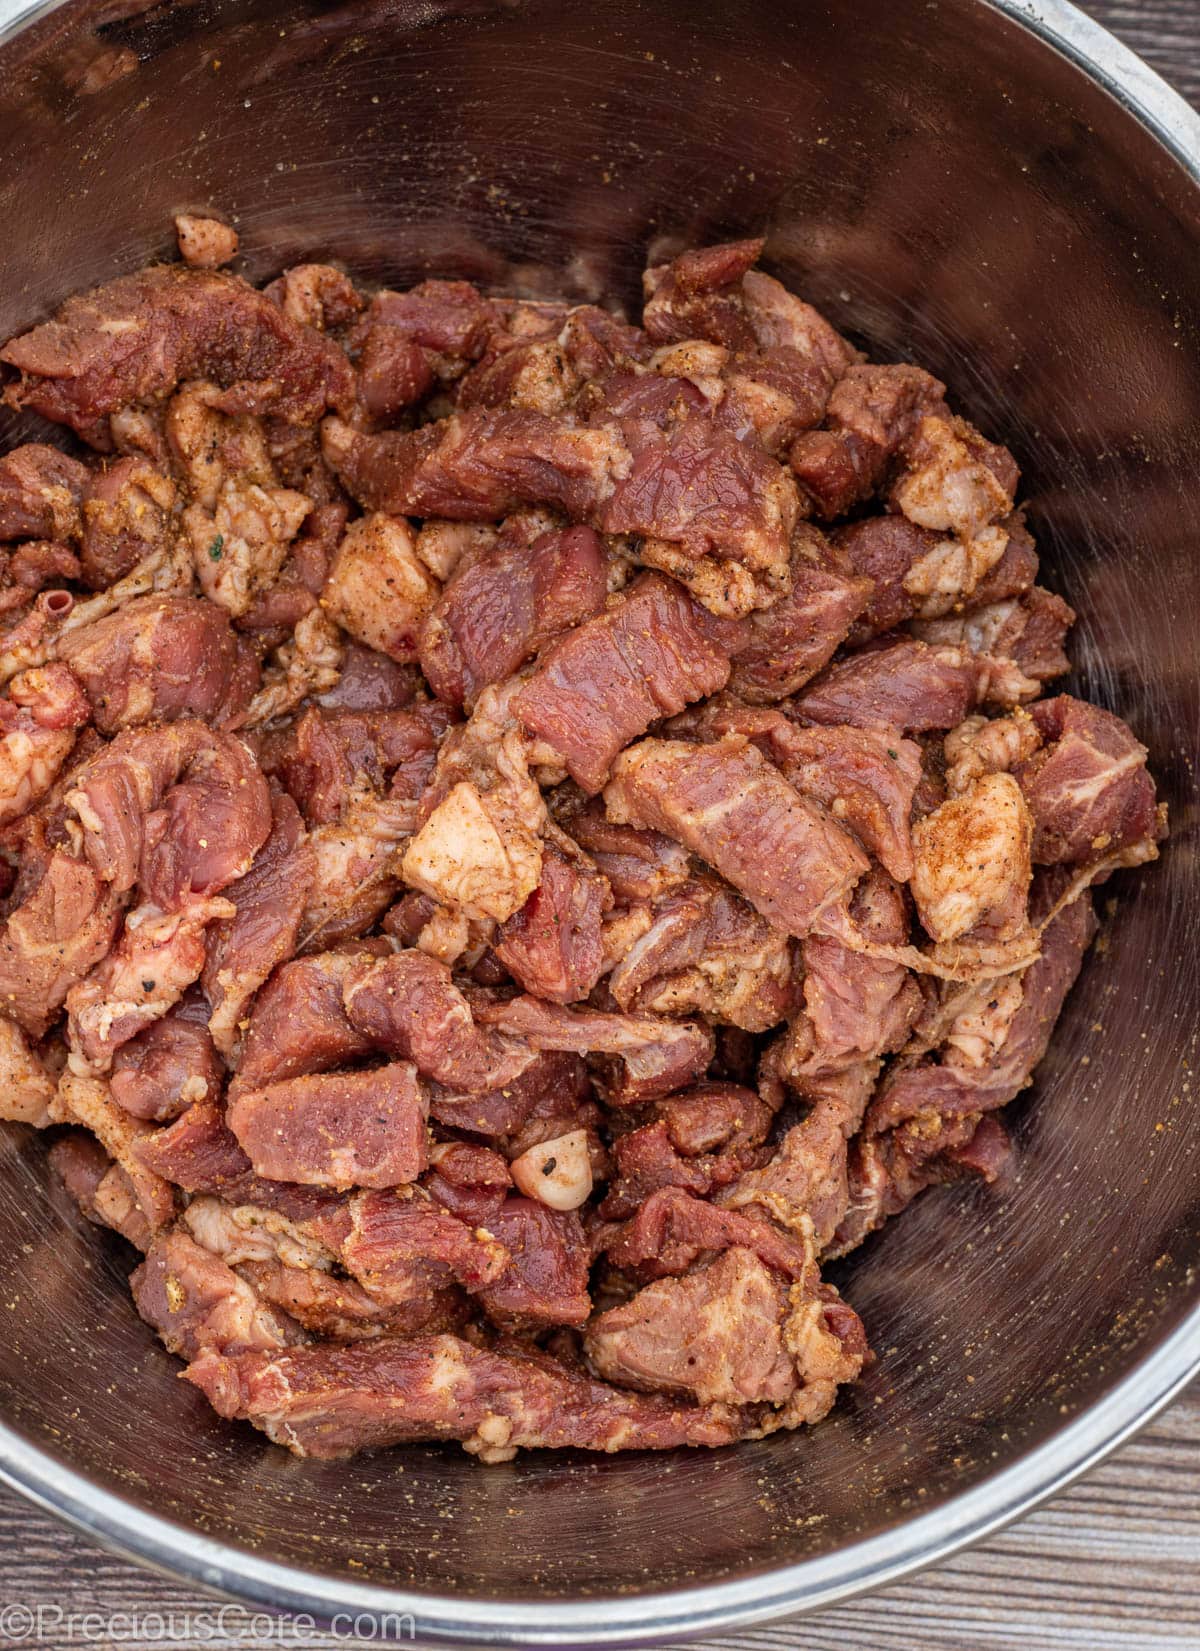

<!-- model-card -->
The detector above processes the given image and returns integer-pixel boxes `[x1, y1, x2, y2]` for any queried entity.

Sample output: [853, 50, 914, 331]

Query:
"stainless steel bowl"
[0, 0, 1196, 1640]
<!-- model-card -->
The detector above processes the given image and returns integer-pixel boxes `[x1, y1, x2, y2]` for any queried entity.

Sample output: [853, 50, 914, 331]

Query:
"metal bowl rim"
[0, 0, 1196, 1638]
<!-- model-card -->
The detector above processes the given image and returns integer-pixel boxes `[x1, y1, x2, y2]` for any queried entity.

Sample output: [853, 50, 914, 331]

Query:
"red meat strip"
[202, 789, 313, 1060]
[425, 1050, 590, 1139]
[604, 735, 868, 935]
[419, 523, 607, 708]
[561, 799, 690, 903]
[78, 457, 175, 588]
[328, 1189, 510, 1303]
[472, 1197, 591, 1329]
[793, 638, 1005, 732]
[235, 945, 384, 1091]
[2, 266, 354, 444]
[226, 1063, 426, 1189]
[267, 703, 450, 827]
[603, 1186, 813, 1281]
[185, 1333, 755, 1459]
[514, 573, 731, 793]
[131, 1227, 302, 1359]
[0, 850, 122, 1036]
[343, 950, 533, 1092]
[473, 995, 713, 1104]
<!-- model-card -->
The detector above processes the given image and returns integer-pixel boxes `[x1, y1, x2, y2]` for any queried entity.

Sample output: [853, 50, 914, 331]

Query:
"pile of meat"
[0, 225, 1163, 1462]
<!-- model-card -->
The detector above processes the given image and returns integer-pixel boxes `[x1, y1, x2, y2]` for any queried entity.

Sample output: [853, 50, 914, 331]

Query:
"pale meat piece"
[175, 215, 239, 269]
[265, 264, 363, 332]
[910, 772, 1034, 944]
[238, 608, 345, 728]
[2, 265, 354, 444]
[514, 573, 731, 793]
[186, 1333, 758, 1460]
[789, 363, 946, 519]
[320, 513, 440, 663]
[49, 1130, 152, 1249]
[943, 711, 1042, 795]
[51, 1069, 176, 1234]
[0, 1014, 57, 1126]
[0, 850, 122, 1036]
[890, 412, 1018, 539]
[604, 735, 868, 936]
[913, 585, 1076, 684]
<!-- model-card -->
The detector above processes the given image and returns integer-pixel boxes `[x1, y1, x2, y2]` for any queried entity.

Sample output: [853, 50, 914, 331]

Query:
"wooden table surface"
[2, 2, 1198, 1647]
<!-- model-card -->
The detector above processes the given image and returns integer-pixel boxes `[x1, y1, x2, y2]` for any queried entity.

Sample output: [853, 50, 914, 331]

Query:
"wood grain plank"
[1, 2, 1199, 1649]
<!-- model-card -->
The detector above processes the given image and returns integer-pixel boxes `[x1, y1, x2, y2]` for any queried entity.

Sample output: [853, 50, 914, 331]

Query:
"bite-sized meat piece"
[659, 1083, 775, 1156]
[331, 1188, 509, 1304]
[237, 608, 345, 729]
[560, 797, 691, 903]
[725, 525, 872, 701]
[891, 412, 1018, 539]
[400, 772, 542, 927]
[64, 720, 272, 907]
[321, 513, 440, 663]
[0, 444, 91, 541]
[66, 896, 234, 1073]
[78, 457, 176, 588]
[642, 238, 765, 350]
[425, 1049, 590, 1139]
[202, 789, 313, 1060]
[493, 844, 610, 1005]
[0, 851, 122, 1036]
[186, 1332, 755, 1459]
[268, 703, 449, 827]
[910, 772, 1033, 944]
[834, 512, 1019, 639]
[835, 516, 943, 638]
[175, 215, 239, 269]
[686, 706, 922, 884]
[0, 662, 89, 827]
[0, 1013, 56, 1126]
[1014, 695, 1159, 865]
[867, 889, 1097, 1134]
[264, 264, 363, 332]
[720, 1061, 878, 1250]
[419, 524, 608, 709]
[296, 789, 419, 953]
[355, 324, 436, 420]
[2, 265, 354, 443]
[235, 945, 384, 1090]
[607, 873, 797, 1033]
[601, 414, 800, 617]
[226, 1063, 427, 1190]
[316, 643, 419, 712]
[133, 1100, 344, 1221]
[830, 1112, 1010, 1257]
[586, 1244, 864, 1417]
[474, 994, 713, 1104]
[473, 1197, 591, 1329]
[132, 1227, 301, 1360]
[237, 1260, 466, 1342]
[602, 1186, 812, 1282]
[361, 280, 497, 372]
[515, 573, 731, 793]
[650, 339, 834, 457]
[414, 519, 498, 582]
[789, 363, 946, 518]
[181, 470, 311, 622]
[605, 735, 867, 936]
[110, 990, 221, 1121]
[456, 329, 583, 417]
[52, 1069, 176, 1233]
[322, 408, 628, 523]
[943, 711, 1042, 796]
[596, 1109, 769, 1224]
[6, 540, 83, 591]
[912, 584, 1075, 686]
[425, 1140, 512, 1223]
[343, 950, 533, 1092]
[49, 1130, 151, 1249]
[59, 595, 260, 733]
[795, 868, 921, 1067]
[793, 637, 1034, 732]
